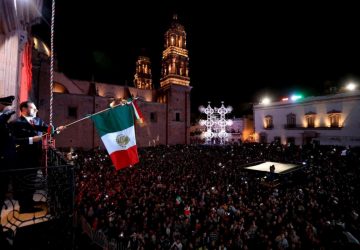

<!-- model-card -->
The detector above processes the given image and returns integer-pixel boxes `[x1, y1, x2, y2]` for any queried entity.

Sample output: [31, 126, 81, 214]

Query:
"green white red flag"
[91, 103, 139, 170]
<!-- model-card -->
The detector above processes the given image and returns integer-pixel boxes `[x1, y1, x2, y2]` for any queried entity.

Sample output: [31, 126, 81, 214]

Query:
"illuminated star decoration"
[199, 102, 233, 145]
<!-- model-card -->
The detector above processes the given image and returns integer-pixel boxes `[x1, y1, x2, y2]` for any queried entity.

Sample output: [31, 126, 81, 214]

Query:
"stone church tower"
[159, 14, 192, 144]
[134, 56, 153, 90]
[160, 14, 190, 87]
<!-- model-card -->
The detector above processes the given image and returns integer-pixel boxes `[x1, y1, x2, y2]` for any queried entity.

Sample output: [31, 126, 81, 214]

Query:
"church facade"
[35, 15, 191, 149]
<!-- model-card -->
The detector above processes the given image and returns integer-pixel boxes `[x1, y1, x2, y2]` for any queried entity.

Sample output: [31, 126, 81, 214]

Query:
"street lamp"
[346, 82, 357, 91]
[261, 97, 271, 105]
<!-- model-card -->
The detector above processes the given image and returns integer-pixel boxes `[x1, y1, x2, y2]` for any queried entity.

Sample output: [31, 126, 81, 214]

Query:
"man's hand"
[56, 125, 66, 133]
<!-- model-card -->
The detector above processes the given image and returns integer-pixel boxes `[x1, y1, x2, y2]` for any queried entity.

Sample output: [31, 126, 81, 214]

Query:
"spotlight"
[290, 94, 303, 101]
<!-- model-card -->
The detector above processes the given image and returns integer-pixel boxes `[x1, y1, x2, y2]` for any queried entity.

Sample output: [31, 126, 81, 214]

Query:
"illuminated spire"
[134, 55, 153, 90]
[160, 15, 190, 87]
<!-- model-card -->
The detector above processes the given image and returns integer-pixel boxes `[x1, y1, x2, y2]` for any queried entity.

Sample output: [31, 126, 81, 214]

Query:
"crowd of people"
[75, 143, 360, 249]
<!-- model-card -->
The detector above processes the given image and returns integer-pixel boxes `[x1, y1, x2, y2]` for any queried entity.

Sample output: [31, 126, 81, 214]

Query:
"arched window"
[305, 112, 316, 128]
[179, 36, 183, 47]
[286, 113, 296, 128]
[327, 110, 341, 128]
[264, 115, 273, 129]
[259, 132, 267, 143]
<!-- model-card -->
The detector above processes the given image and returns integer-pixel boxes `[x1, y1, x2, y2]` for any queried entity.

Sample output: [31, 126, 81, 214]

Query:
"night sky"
[33, 1, 360, 115]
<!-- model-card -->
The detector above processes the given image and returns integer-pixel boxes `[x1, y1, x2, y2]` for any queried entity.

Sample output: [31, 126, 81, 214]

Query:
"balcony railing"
[283, 124, 343, 130]
[0, 148, 75, 249]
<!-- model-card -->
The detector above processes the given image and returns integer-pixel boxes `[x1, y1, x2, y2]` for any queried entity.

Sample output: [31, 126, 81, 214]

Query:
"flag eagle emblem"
[116, 134, 130, 147]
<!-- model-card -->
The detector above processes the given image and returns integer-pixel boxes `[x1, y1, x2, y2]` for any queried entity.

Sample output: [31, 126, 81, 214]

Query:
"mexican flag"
[91, 104, 139, 170]
[176, 195, 182, 205]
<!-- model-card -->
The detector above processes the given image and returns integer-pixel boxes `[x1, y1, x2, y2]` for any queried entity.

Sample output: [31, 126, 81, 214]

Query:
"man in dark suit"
[11, 100, 65, 213]
[12, 101, 46, 167]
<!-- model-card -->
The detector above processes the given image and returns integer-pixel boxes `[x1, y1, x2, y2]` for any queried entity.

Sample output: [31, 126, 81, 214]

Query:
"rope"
[44, 0, 56, 171]
[49, 0, 55, 127]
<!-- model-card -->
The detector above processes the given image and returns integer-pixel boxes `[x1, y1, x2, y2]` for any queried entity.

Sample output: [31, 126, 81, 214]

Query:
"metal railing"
[0, 148, 75, 249]
[80, 216, 125, 250]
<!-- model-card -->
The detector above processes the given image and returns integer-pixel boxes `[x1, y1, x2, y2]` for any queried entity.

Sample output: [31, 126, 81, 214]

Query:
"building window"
[175, 112, 180, 121]
[68, 107, 77, 119]
[329, 113, 341, 127]
[286, 113, 296, 128]
[264, 115, 273, 129]
[305, 113, 316, 128]
[259, 132, 267, 143]
[150, 112, 157, 123]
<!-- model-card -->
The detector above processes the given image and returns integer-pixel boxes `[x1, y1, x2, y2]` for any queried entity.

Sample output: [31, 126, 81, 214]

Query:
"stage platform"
[244, 161, 301, 174]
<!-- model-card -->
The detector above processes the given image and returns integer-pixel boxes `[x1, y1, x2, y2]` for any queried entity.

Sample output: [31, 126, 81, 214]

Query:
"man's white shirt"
[23, 115, 36, 144]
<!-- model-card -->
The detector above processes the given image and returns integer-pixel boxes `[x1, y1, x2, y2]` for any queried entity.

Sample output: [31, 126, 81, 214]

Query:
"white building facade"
[253, 91, 360, 146]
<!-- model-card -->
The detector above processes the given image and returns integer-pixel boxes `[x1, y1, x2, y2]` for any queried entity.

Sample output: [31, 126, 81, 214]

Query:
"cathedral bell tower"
[134, 56, 153, 90]
[160, 14, 190, 87]
[160, 14, 191, 145]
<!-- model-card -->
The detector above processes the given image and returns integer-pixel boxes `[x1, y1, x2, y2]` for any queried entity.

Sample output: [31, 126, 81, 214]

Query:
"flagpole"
[42, 98, 138, 137]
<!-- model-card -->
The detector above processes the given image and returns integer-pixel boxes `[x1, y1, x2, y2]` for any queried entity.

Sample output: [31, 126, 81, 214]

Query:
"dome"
[166, 14, 186, 35]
